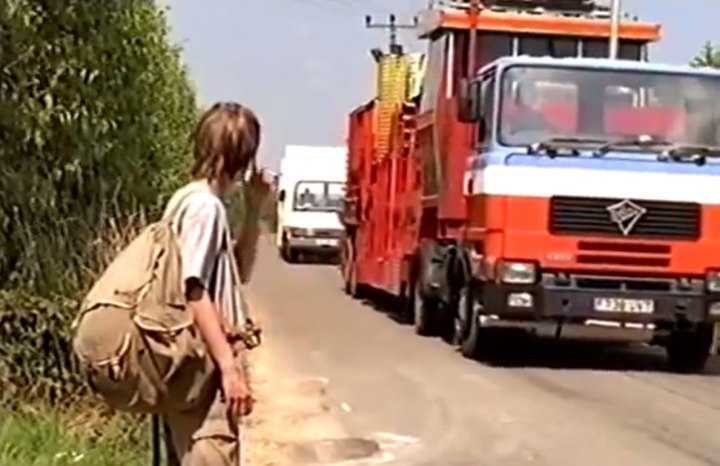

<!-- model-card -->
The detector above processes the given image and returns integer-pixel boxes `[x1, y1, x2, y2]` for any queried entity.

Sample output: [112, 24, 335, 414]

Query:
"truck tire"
[399, 282, 412, 324]
[411, 241, 444, 336]
[412, 278, 438, 336]
[442, 251, 470, 343]
[666, 324, 713, 373]
[455, 282, 483, 359]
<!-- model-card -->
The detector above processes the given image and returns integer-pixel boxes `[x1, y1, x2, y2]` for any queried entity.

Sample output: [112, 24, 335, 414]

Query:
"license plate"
[593, 297, 655, 314]
[316, 239, 337, 246]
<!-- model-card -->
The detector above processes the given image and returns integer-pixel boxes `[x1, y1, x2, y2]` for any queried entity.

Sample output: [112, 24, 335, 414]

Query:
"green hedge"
[0, 0, 196, 296]
[0, 291, 80, 405]
[0, 0, 197, 400]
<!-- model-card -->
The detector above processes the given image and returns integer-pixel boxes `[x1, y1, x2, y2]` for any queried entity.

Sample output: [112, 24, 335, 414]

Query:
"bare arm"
[186, 280, 237, 372]
[234, 209, 261, 284]
[176, 196, 254, 417]
[234, 170, 271, 284]
[186, 281, 253, 417]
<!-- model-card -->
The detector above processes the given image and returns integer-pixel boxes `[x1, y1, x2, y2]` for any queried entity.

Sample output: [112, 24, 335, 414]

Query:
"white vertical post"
[609, 0, 621, 59]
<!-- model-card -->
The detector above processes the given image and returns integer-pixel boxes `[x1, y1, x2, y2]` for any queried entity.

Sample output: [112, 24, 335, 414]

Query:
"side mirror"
[458, 78, 482, 123]
[278, 190, 286, 203]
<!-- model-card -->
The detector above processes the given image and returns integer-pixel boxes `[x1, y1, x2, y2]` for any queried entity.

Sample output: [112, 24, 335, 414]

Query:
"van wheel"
[289, 248, 299, 263]
[282, 240, 298, 264]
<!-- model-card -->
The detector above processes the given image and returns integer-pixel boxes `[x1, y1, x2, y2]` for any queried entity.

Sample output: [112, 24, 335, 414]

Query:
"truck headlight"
[497, 261, 537, 285]
[707, 270, 720, 292]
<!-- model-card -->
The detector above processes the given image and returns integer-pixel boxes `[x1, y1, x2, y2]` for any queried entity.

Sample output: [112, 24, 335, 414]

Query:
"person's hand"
[244, 168, 272, 210]
[220, 366, 254, 419]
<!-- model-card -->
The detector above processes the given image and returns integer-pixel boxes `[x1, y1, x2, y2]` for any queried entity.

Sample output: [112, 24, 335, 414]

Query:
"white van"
[276, 145, 347, 263]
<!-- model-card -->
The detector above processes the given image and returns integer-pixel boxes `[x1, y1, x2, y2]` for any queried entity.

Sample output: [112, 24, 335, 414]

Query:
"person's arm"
[234, 208, 261, 285]
[234, 170, 271, 284]
[186, 282, 236, 372]
[186, 282, 252, 417]
[178, 198, 253, 417]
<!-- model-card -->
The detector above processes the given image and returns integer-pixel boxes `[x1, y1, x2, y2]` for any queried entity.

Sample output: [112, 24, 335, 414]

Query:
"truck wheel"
[399, 282, 412, 323]
[412, 279, 438, 336]
[455, 282, 483, 359]
[666, 324, 713, 373]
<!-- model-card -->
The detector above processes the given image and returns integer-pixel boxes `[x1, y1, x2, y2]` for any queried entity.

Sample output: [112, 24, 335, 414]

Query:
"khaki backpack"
[72, 190, 261, 414]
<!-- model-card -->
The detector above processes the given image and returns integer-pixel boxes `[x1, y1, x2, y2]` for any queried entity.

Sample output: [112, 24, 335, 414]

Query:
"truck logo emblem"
[606, 199, 646, 235]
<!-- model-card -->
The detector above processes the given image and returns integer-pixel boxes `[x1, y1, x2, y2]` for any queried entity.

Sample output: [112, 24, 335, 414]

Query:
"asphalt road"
[246, 237, 720, 466]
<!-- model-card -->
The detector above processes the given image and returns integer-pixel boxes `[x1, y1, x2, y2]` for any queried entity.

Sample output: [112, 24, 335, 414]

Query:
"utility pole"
[608, 0, 621, 59]
[365, 14, 418, 55]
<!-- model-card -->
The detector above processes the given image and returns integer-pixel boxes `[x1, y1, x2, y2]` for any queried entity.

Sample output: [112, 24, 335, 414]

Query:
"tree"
[0, 0, 198, 400]
[0, 0, 197, 295]
[691, 41, 720, 68]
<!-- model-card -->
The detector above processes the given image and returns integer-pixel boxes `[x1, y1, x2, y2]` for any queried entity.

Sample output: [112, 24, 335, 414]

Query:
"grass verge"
[0, 404, 147, 466]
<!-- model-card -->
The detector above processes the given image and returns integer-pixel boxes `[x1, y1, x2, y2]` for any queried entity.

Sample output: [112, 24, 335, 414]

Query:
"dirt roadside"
[243, 291, 378, 466]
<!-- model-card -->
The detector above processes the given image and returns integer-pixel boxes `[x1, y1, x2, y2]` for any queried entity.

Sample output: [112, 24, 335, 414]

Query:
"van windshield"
[498, 65, 720, 149]
[293, 181, 344, 212]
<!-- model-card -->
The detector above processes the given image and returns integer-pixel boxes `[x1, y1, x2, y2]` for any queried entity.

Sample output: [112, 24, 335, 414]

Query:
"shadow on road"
[354, 286, 411, 326]
[344, 286, 720, 376]
[473, 338, 720, 376]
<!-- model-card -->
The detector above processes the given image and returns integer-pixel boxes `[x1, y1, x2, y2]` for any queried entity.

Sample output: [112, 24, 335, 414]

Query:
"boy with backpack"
[73, 102, 270, 465]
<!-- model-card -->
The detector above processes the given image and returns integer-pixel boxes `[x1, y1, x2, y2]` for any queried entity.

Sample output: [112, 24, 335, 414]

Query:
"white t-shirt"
[163, 181, 245, 326]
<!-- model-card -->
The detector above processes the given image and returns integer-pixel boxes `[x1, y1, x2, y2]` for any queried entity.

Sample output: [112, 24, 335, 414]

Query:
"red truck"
[341, 0, 720, 372]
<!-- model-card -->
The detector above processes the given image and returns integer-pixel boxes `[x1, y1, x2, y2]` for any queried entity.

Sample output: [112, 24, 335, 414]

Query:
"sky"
[165, 0, 718, 171]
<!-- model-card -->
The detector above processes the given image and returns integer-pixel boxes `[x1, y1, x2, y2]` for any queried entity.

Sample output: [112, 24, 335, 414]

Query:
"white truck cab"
[276, 145, 347, 263]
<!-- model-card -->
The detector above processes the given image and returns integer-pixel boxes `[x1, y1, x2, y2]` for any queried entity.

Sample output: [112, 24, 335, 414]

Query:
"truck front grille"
[550, 196, 700, 241]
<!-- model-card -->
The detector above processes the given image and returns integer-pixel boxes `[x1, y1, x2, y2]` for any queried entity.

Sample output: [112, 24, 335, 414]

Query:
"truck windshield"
[498, 65, 720, 150]
[293, 181, 344, 212]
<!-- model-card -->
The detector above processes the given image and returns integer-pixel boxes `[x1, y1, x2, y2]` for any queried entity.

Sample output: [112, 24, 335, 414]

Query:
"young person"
[162, 101, 270, 465]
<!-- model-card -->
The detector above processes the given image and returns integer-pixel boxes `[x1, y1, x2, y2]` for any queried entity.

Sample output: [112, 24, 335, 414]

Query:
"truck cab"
[343, 0, 720, 372]
[455, 56, 720, 371]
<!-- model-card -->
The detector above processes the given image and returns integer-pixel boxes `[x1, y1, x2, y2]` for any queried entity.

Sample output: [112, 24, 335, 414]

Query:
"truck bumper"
[479, 273, 720, 343]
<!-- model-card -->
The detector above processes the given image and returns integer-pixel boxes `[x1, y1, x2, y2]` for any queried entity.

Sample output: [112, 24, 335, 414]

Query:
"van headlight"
[287, 227, 313, 237]
[497, 261, 537, 285]
[706, 270, 720, 292]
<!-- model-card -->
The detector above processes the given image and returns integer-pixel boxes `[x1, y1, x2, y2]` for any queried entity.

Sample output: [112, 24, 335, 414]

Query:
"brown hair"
[191, 102, 261, 180]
